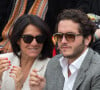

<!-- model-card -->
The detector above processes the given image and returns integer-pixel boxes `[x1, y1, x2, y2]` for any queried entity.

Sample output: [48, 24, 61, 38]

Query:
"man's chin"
[62, 53, 72, 58]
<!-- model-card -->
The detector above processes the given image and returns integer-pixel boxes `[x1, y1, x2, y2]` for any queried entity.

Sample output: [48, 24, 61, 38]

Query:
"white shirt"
[0, 52, 50, 90]
[59, 48, 89, 90]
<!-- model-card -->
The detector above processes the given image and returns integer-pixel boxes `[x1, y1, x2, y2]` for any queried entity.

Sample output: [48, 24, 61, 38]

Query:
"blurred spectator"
[95, 29, 100, 39]
[87, 13, 100, 54]
[91, 29, 100, 54]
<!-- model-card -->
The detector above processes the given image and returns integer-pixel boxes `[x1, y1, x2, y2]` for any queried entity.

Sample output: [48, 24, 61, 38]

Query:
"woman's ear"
[17, 40, 20, 45]
[85, 35, 92, 46]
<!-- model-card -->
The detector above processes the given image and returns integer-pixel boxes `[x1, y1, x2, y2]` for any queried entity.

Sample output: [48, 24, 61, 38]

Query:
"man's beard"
[65, 40, 85, 60]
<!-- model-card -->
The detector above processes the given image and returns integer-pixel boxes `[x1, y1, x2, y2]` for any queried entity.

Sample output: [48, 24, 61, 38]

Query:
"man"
[29, 9, 100, 90]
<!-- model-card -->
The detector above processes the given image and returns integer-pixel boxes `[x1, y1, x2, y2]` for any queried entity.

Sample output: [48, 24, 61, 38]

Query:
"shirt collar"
[71, 48, 89, 70]
[60, 48, 89, 73]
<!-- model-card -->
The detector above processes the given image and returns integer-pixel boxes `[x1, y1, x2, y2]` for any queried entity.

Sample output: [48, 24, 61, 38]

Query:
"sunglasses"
[21, 35, 46, 44]
[53, 32, 82, 43]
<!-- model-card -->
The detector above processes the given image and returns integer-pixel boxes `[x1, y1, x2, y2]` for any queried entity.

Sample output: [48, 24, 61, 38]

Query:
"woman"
[0, 14, 53, 90]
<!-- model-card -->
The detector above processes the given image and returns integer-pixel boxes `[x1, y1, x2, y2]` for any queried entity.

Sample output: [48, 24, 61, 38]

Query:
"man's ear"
[85, 35, 92, 46]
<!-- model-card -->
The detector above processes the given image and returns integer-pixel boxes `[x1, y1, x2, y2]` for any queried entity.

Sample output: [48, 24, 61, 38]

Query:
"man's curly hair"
[55, 9, 97, 46]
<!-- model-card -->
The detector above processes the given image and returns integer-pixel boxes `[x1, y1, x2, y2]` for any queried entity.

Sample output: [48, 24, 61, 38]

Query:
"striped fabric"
[28, 0, 48, 20]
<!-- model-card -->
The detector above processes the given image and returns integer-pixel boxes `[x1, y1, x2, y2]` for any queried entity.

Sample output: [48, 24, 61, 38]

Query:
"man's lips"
[61, 45, 70, 48]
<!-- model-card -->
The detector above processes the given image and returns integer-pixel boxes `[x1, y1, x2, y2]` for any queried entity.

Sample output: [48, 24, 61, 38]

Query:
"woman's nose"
[31, 38, 38, 44]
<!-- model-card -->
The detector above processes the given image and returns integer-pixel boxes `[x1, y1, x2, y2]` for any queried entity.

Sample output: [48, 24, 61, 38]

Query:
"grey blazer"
[44, 48, 100, 90]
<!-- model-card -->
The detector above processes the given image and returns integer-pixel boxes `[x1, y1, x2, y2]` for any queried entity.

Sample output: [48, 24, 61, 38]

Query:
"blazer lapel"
[73, 48, 94, 90]
[56, 59, 65, 90]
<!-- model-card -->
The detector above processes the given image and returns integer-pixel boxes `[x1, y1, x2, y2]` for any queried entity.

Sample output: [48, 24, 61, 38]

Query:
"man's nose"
[61, 35, 68, 43]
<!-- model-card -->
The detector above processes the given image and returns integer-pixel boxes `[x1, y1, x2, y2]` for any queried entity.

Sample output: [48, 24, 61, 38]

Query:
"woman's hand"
[0, 57, 11, 80]
[9, 66, 24, 90]
[29, 69, 46, 90]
